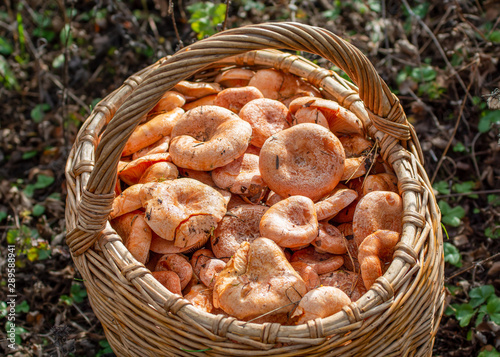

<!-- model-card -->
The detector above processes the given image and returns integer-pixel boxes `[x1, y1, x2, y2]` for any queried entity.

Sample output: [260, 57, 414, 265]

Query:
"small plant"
[6, 225, 51, 263]
[95, 339, 114, 357]
[443, 242, 462, 267]
[445, 285, 500, 328]
[478, 347, 500, 357]
[439, 200, 466, 227]
[59, 282, 88, 306]
[478, 110, 500, 133]
[22, 173, 55, 198]
[31, 103, 51, 123]
[187, 2, 227, 40]
[452, 181, 479, 198]
[433, 181, 451, 195]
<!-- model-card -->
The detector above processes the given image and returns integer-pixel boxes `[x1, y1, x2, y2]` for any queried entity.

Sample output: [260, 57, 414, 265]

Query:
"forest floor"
[0, 1, 499, 356]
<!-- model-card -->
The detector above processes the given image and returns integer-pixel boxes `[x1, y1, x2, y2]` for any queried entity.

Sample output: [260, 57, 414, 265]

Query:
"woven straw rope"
[65, 22, 444, 356]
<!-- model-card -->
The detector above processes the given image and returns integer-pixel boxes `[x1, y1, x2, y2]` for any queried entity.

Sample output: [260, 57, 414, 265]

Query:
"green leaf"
[6, 229, 18, 244]
[469, 285, 495, 308]
[27, 247, 39, 262]
[14, 326, 28, 345]
[22, 150, 38, 160]
[488, 194, 500, 207]
[433, 181, 450, 195]
[488, 30, 500, 43]
[37, 248, 51, 260]
[478, 349, 500, 357]
[0, 54, 20, 90]
[15, 300, 30, 314]
[485, 226, 500, 239]
[443, 242, 462, 267]
[59, 295, 73, 305]
[453, 303, 476, 327]
[48, 192, 62, 200]
[0, 301, 7, 318]
[439, 200, 465, 227]
[0, 210, 7, 222]
[478, 110, 500, 133]
[32, 204, 45, 217]
[452, 181, 478, 198]
[30, 103, 51, 123]
[486, 296, 500, 324]
[34, 174, 54, 189]
[60, 23, 73, 46]
[446, 284, 462, 296]
[0, 37, 13, 55]
[452, 142, 466, 152]
[96, 339, 114, 357]
[52, 53, 65, 69]
[70, 283, 88, 303]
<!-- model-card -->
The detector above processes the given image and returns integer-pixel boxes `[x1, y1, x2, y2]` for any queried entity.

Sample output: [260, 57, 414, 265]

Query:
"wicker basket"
[65, 22, 445, 356]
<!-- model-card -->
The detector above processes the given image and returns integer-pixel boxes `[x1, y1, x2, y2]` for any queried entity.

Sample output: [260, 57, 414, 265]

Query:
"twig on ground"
[223, 0, 231, 31]
[437, 189, 500, 199]
[446, 252, 500, 282]
[401, 0, 473, 104]
[169, 0, 183, 49]
[430, 81, 472, 184]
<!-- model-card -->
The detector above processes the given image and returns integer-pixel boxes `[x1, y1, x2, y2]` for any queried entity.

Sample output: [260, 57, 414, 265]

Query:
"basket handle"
[67, 22, 414, 255]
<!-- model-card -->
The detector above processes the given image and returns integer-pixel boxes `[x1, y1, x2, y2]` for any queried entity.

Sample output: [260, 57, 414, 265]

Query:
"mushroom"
[341, 157, 368, 181]
[213, 86, 264, 113]
[141, 178, 227, 248]
[211, 204, 269, 259]
[319, 270, 367, 302]
[122, 108, 184, 157]
[291, 286, 351, 324]
[248, 68, 320, 102]
[155, 254, 193, 290]
[182, 94, 217, 111]
[174, 80, 222, 99]
[138, 162, 179, 184]
[169, 106, 252, 171]
[213, 238, 307, 322]
[259, 123, 345, 201]
[314, 185, 358, 221]
[239, 98, 292, 148]
[358, 230, 400, 290]
[184, 284, 215, 313]
[110, 210, 152, 264]
[199, 258, 226, 289]
[291, 261, 320, 292]
[338, 134, 373, 157]
[290, 246, 344, 275]
[312, 222, 347, 255]
[362, 173, 398, 196]
[259, 195, 318, 249]
[212, 153, 267, 201]
[148, 91, 186, 116]
[151, 271, 182, 295]
[288, 97, 364, 136]
[118, 153, 171, 186]
[132, 135, 171, 160]
[352, 191, 403, 247]
[215, 68, 255, 88]
[110, 184, 145, 219]
[292, 107, 329, 129]
[190, 248, 215, 278]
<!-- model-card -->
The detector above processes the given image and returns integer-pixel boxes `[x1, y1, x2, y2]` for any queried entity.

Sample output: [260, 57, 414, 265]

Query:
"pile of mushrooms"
[109, 67, 403, 325]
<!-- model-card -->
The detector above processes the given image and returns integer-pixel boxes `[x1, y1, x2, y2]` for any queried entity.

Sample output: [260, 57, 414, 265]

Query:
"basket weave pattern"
[65, 23, 445, 356]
